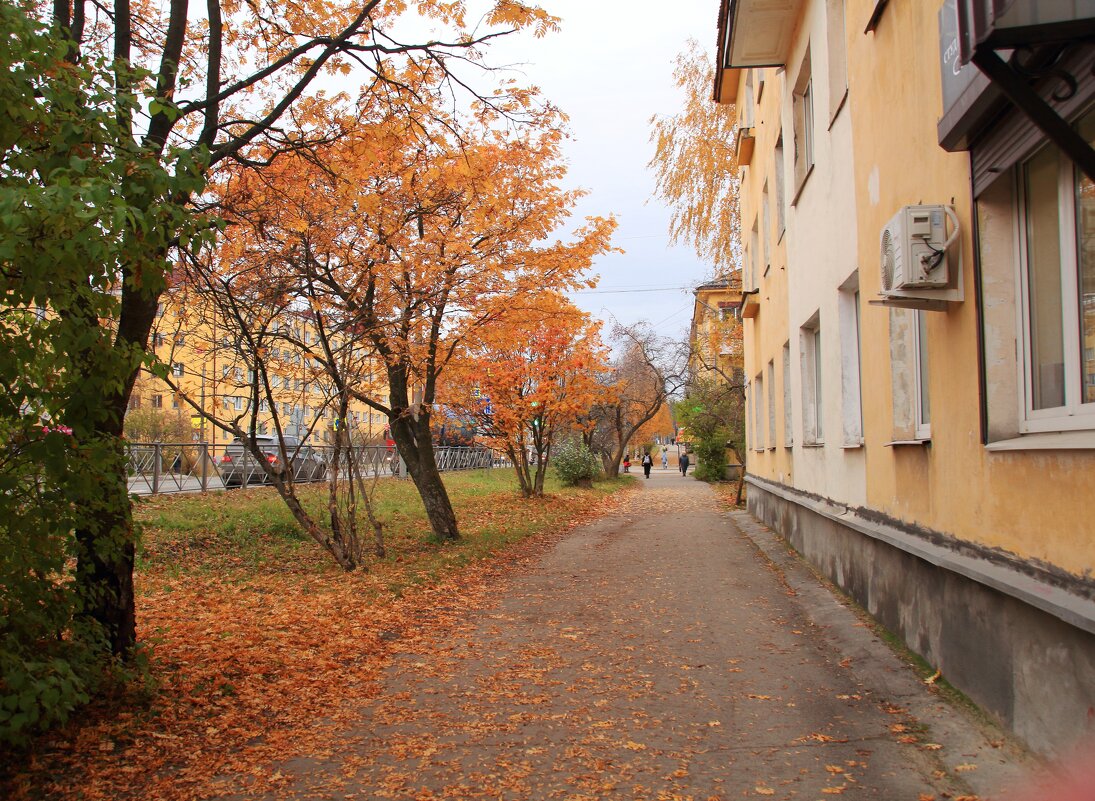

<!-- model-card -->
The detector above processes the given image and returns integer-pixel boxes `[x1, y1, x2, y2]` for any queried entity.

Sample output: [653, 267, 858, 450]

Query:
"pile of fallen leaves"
[1, 474, 633, 800]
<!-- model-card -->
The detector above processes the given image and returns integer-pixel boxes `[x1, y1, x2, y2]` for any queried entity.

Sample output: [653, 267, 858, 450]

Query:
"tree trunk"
[74, 279, 159, 657]
[74, 469, 137, 657]
[389, 411, 459, 540]
[731, 445, 747, 506]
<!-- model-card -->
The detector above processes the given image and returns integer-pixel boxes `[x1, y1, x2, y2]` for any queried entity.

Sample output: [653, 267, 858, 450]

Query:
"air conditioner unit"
[879, 205, 959, 295]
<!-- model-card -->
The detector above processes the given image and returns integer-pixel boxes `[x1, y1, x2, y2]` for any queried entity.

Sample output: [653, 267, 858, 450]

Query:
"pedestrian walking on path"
[679, 451, 690, 476]
[641, 451, 653, 478]
[622, 454, 630, 473]
[661, 449, 668, 470]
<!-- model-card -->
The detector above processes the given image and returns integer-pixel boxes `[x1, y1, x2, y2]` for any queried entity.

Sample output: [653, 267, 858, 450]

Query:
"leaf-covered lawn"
[2, 471, 634, 800]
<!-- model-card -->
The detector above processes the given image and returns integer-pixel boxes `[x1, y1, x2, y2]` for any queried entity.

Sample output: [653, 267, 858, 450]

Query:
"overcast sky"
[471, 2, 721, 342]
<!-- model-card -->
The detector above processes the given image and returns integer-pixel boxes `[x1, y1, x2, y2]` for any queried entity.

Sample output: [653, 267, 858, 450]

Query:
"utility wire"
[574, 285, 691, 295]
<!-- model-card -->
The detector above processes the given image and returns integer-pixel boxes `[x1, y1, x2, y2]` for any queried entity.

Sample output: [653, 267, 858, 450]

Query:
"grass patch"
[134, 469, 630, 587]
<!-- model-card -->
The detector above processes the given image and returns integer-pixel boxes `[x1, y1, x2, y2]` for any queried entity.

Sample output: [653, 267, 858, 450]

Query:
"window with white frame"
[749, 220, 760, 289]
[792, 47, 815, 199]
[800, 315, 823, 444]
[888, 307, 931, 442]
[743, 69, 755, 128]
[782, 342, 793, 447]
[753, 372, 765, 451]
[171, 362, 184, 377]
[762, 182, 771, 273]
[774, 132, 787, 238]
[766, 359, 776, 448]
[1016, 110, 1095, 431]
[914, 310, 931, 440]
[838, 275, 864, 446]
[825, 0, 848, 125]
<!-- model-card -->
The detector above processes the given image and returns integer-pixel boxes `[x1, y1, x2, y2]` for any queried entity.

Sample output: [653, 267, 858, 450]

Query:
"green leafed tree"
[0, 2, 209, 745]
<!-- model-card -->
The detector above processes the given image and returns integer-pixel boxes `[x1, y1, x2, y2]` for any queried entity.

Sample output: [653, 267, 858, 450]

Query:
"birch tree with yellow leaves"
[648, 39, 741, 276]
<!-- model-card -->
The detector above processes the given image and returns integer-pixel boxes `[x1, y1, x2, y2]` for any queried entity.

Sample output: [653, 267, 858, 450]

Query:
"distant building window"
[172, 362, 184, 377]
[825, 0, 848, 125]
[774, 131, 787, 238]
[800, 315, 823, 444]
[152, 395, 163, 409]
[766, 359, 776, 448]
[792, 47, 815, 201]
[783, 342, 793, 447]
[761, 182, 771, 272]
[751, 376, 764, 451]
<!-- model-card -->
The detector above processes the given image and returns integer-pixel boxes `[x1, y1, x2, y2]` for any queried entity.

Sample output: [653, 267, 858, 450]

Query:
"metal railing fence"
[125, 442, 506, 496]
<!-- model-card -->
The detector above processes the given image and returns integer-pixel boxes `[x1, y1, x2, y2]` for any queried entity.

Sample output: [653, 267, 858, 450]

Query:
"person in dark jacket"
[641, 452, 653, 478]
[679, 452, 690, 476]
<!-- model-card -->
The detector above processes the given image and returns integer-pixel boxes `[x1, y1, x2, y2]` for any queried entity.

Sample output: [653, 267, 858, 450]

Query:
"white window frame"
[753, 372, 766, 451]
[1015, 137, 1095, 433]
[838, 276, 865, 447]
[792, 47, 815, 202]
[766, 359, 776, 449]
[761, 182, 771, 274]
[774, 131, 787, 239]
[913, 309, 931, 441]
[800, 315, 824, 445]
[783, 342, 793, 447]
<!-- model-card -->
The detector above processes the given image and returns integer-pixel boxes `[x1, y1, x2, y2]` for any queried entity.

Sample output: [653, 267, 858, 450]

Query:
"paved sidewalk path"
[272, 472, 1031, 800]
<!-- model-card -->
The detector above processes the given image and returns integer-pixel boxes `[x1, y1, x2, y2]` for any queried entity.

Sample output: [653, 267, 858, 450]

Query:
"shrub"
[552, 440, 601, 486]
[692, 435, 729, 482]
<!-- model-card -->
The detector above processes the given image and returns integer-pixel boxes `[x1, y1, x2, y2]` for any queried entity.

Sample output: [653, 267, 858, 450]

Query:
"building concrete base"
[746, 475, 1095, 758]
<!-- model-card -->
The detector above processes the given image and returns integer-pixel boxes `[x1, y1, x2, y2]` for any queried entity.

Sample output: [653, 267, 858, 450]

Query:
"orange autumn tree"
[443, 293, 611, 497]
[30, 0, 562, 657]
[195, 66, 617, 537]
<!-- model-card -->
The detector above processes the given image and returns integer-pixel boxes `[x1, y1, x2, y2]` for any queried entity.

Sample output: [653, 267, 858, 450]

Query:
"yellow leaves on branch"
[484, 0, 561, 38]
[648, 39, 741, 275]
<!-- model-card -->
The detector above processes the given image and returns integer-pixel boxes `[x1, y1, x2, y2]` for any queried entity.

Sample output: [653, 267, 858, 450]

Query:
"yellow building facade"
[127, 286, 390, 447]
[715, 0, 1095, 756]
[689, 276, 746, 382]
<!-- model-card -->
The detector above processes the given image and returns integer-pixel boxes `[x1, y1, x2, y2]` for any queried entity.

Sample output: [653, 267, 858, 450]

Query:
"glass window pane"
[1024, 144, 1065, 409]
[917, 310, 930, 425]
[1076, 110, 1095, 404]
[813, 328, 823, 440]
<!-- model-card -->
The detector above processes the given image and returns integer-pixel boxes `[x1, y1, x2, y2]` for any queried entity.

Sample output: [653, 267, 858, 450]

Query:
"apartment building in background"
[713, 0, 1095, 755]
[689, 276, 746, 381]
[127, 286, 390, 446]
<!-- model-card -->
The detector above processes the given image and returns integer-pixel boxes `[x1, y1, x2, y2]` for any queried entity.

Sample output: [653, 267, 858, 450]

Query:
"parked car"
[218, 436, 327, 487]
